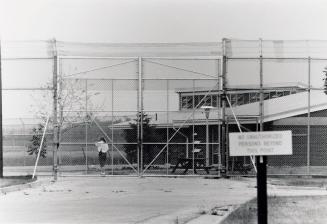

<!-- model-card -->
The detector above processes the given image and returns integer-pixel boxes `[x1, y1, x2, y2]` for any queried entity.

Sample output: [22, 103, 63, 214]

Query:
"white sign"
[229, 131, 292, 156]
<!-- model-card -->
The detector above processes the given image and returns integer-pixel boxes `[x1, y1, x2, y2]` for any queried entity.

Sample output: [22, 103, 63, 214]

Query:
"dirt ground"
[268, 176, 327, 187]
[222, 195, 327, 224]
[222, 177, 327, 224]
[0, 175, 35, 188]
[0, 176, 257, 224]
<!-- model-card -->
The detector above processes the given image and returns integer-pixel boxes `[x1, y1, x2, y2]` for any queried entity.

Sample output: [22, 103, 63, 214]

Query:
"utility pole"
[0, 40, 3, 178]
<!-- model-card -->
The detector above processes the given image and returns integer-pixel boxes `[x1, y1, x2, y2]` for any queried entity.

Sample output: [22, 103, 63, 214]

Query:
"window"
[276, 91, 283, 97]
[250, 92, 259, 103]
[181, 96, 186, 109]
[181, 96, 193, 109]
[195, 95, 205, 108]
[243, 93, 250, 104]
[283, 91, 290, 96]
[264, 93, 269, 100]
[237, 94, 244, 105]
[230, 94, 237, 106]
[212, 95, 218, 107]
[203, 95, 211, 106]
[270, 91, 277, 99]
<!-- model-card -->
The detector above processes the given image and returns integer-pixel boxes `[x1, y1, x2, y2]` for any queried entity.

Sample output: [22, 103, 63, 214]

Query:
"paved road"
[0, 177, 256, 224]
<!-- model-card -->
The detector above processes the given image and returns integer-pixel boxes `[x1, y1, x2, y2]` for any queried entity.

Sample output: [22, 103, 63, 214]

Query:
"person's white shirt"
[95, 140, 109, 153]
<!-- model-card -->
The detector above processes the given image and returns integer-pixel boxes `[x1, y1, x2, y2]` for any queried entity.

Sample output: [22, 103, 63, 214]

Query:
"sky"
[1, 0, 327, 122]
[1, 0, 327, 42]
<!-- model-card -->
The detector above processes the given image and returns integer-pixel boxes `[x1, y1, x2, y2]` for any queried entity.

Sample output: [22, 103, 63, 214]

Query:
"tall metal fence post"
[111, 80, 114, 175]
[140, 58, 144, 175]
[52, 39, 59, 181]
[166, 80, 169, 175]
[257, 38, 267, 224]
[221, 38, 227, 175]
[85, 79, 88, 174]
[137, 57, 143, 176]
[192, 80, 195, 175]
[0, 40, 3, 178]
[217, 57, 222, 177]
[307, 57, 311, 175]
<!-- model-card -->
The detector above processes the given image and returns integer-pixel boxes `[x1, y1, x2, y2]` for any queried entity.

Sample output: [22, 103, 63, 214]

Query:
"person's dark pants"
[98, 152, 107, 168]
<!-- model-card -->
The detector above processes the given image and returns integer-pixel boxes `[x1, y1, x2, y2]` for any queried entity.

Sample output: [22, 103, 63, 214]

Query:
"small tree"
[125, 112, 160, 165]
[29, 77, 101, 157]
[27, 123, 47, 158]
[323, 67, 327, 95]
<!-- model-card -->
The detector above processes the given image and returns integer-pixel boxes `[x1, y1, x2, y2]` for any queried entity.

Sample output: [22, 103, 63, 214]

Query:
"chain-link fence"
[58, 56, 221, 176]
[3, 39, 327, 177]
[2, 41, 55, 176]
[224, 39, 327, 176]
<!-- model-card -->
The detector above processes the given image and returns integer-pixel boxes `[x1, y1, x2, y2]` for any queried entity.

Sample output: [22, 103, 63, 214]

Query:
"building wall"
[268, 125, 308, 166]
[269, 122, 327, 166]
[295, 109, 327, 117]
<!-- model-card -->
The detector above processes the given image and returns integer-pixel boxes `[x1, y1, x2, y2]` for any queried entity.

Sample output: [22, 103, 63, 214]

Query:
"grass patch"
[222, 195, 327, 224]
[268, 177, 327, 188]
[0, 175, 36, 188]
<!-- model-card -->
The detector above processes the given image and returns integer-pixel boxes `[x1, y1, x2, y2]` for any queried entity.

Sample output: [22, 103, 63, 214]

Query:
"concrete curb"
[0, 178, 52, 195]
[186, 206, 236, 224]
[216, 198, 255, 224]
[139, 208, 201, 224]
[185, 197, 256, 224]
[141, 198, 256, 224]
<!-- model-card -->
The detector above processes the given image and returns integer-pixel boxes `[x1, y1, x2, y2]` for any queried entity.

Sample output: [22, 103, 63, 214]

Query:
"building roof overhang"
[176, 82, 309, 94]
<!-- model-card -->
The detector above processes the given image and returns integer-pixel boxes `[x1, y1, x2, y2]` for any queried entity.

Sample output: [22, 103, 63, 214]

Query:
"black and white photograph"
[1, 0, 327, 223]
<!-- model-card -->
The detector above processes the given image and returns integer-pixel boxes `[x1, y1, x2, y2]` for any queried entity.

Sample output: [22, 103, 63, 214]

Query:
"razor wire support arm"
[32, 116, 50, 179]
[225, 96, 257, 173]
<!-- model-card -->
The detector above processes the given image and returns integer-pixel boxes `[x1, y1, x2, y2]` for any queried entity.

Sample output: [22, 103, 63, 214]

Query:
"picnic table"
[229, 160, 252, 174]
[171, 158, 210, 174]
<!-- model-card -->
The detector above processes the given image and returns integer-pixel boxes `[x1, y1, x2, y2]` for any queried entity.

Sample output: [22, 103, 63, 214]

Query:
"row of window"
[180, 90, 299, 109]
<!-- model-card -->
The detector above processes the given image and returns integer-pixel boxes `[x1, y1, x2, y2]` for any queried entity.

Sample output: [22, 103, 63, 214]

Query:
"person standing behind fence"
[95, 137, 109, 175]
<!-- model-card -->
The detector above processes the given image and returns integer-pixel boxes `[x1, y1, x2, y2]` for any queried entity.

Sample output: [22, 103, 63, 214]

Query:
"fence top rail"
[4, 39, 327, 58]
[227, 57, 327, 60]
[59, 56, 222, 60]
[62, 78, 219, 81]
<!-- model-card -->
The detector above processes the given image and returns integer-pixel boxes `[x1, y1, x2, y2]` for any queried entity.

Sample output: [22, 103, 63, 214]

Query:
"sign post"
[257, 155, 267, 224]
[229, 131, 292, 224]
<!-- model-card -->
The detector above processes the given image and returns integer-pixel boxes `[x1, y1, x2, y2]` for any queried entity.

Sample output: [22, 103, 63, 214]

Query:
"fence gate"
[140, 57, 221, 176]
[56, 56, 222, 176]
[57, 57, 139, 175]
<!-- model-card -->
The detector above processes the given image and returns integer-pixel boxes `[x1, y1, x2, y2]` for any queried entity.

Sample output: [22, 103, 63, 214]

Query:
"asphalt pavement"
[0, 176, 257, 224]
